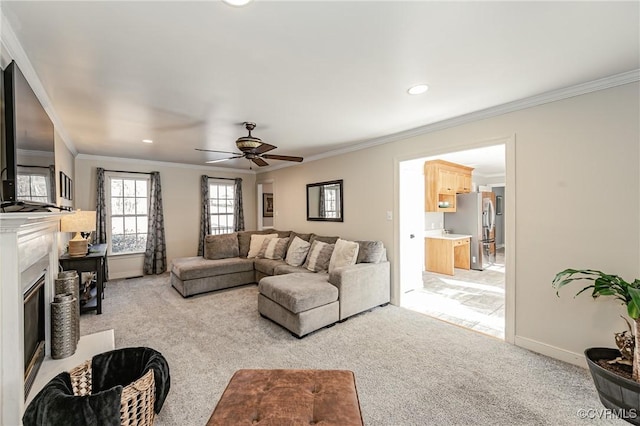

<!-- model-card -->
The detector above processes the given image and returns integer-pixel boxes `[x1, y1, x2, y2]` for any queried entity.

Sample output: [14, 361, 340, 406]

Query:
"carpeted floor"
[81, 273, 621, 425]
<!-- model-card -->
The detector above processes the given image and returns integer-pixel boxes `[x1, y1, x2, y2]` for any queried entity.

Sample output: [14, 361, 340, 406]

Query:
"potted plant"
[553, 268, 640, 424]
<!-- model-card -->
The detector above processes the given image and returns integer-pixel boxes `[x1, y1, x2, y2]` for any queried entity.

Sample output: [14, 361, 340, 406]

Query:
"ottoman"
[206, 369, 364, 426]
[258, 273, 339, 337]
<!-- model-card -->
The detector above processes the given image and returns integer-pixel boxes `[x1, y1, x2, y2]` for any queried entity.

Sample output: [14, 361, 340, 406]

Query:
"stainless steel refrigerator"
[444, 192, 496, 270]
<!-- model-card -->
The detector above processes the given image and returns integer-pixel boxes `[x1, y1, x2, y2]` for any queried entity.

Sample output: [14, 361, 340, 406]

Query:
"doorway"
[257, 181, 274, 230]
[398, 141, 512, 340]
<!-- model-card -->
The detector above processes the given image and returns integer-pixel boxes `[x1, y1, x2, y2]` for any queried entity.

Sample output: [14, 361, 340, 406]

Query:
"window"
[106, 174, 149, 254]
[323, 185, 340, 218]
[209, 180, 235, 235]
[17, 173, 49, 202]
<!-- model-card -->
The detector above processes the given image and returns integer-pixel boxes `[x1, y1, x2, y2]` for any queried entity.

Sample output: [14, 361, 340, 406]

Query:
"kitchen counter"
[425, 235, 471, 276]
[425, 233, 472, 240]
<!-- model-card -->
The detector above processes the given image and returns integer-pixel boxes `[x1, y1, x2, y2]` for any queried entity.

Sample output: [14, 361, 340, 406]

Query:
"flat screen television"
[1, 60, 56, 208]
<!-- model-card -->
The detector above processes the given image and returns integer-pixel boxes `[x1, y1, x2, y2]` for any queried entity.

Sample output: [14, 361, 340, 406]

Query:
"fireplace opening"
[24, 274, 45, 399]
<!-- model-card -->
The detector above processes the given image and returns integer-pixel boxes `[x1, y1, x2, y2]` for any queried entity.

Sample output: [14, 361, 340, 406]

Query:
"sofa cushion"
[285, 236, 311, 267]
[355, 241, 385, 263]
[254, 258, 286, 276]
[303, 240, 335, 272]
[273, 264, 314, 275]
[286, 232, 312, 250]
[257, 237, 290, 260]
[171, 257, 254, 281]
[328, 239, 359, 273]
[309, 234, 340, 245]
[259, 273, 337, 314]
[204, 233, 239, 260]
[237, 230, 272, 258]
[247, 233, 278, 258]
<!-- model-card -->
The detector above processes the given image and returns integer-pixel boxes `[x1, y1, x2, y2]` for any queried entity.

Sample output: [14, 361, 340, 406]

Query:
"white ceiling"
[2, 1, 639, 171]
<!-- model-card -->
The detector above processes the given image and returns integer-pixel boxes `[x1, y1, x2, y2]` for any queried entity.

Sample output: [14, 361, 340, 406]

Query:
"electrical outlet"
[386, 211, 392, 221]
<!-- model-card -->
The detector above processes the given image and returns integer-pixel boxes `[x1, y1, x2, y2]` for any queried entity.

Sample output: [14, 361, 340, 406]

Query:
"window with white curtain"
[106, 172, 150, 255]
[209, 179, 235, 234]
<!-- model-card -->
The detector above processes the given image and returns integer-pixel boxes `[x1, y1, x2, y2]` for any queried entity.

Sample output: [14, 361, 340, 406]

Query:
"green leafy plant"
[553, 268, 640, 381]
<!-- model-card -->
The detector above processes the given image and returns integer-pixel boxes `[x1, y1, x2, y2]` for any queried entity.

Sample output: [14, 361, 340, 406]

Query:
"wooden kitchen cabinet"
[424, 159, 474, 212]
[425, 236, 471, 276]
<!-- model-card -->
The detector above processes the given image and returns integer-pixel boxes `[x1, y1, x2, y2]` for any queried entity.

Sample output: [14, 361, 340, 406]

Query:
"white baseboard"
[515, 335, 587, 368]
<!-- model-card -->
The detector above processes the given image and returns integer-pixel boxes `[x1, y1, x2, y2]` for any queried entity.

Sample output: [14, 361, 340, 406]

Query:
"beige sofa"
[170, 230, 390, 337]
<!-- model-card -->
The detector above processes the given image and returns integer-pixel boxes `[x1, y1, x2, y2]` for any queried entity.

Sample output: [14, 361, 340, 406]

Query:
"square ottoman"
[206, 369, 364, 426]
[258, 273, 339, 337]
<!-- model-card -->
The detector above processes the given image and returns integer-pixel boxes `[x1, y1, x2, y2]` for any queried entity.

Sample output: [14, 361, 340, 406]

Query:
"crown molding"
[76, 154, 256, 175]
[258, 69, 640, 174]
[1, 13, 78, 156]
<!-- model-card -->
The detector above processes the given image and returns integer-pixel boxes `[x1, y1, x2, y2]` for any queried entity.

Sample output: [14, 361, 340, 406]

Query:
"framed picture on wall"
[59, 171, 66, 199]
[263, 193, 273, 218]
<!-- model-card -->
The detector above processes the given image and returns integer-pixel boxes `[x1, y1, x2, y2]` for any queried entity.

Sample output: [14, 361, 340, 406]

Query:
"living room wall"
[74, 156, 256, 279]
[258, 81, 640, 366]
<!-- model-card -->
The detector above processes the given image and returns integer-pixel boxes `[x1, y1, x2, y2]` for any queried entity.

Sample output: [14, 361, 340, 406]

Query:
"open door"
[399, 161, 425, 300]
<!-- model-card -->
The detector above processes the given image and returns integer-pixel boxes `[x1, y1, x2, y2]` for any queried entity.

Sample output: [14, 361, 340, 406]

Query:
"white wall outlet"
[386, 211, 392, 221]
[472, 256, 476, 263]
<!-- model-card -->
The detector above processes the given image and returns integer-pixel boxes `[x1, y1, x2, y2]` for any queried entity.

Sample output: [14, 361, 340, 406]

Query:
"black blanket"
[91, 346, 171, 413]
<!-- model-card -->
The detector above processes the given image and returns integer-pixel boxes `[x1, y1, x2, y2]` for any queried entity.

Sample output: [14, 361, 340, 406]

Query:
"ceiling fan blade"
[252, 157, 269, 167]
[196, 148, 238, 155]
[254, 143, 277, 154]
[262, 154, 304, 163]
[206, 155, 243, 164]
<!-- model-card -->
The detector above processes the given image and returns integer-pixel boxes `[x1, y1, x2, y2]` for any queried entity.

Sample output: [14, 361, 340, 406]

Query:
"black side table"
[59, 243, 107, 314]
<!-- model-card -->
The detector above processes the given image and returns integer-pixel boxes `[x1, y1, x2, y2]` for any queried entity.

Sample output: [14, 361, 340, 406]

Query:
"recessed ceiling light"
[142, 139, 153, 144]
[407, 84, 429, 95]
[222, 0, 253, 6]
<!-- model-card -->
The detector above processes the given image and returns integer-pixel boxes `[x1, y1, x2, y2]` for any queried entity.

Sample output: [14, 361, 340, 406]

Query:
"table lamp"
[60, 210, 97, 257]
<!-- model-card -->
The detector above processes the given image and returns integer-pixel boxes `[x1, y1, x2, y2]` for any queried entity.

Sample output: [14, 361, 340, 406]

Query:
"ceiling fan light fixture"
[407, 84, 429, 95]
[236, 137, 262, 150]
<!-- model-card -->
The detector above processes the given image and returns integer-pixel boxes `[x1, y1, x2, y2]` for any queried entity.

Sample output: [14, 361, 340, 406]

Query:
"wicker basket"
[69, 360, 156, 426]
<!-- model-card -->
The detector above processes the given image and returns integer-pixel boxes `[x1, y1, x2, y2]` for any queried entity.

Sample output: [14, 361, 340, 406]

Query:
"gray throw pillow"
[303, 240, 335, 272]
[356, 240, 385, 263]
[285, 236, 311, 267]
[204, 233, 239, 260]
[257, 237, 290, 260]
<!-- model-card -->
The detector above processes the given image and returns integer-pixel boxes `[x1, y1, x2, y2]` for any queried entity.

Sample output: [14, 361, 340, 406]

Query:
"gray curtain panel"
[48, 165, 56, 202]
[198, 175, 211, 256]
[95, 167, 109, 280]
[234, 178, 245, 232]
[144, 172, 167, 274]
[319, 186, 326, 218]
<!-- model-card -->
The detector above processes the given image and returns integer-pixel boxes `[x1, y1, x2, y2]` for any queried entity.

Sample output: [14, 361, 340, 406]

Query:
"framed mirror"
[306, 180, 343, 222]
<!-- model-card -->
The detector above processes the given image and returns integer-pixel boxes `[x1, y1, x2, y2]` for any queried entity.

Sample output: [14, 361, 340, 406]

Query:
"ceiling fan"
[196, 122, 303, 168]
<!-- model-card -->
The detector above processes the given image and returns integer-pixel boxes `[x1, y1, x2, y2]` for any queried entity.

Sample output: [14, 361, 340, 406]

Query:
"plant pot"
[585, 348, 640, 424]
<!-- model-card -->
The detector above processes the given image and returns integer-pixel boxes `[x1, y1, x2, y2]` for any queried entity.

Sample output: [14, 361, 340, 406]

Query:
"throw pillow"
[286, 232, 312, 251]
[303, 240, 335, 272]
[285, 236, 311, 267]
[356, 240, 385, 263]
[247, 233, 278, 258]
[204, 233, 239, 260]
[257, 237, 290, 260]
[328, 238, 360, 273]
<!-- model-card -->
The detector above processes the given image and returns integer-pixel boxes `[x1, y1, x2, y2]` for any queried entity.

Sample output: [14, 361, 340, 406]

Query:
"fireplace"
[23, 274, 46, 398]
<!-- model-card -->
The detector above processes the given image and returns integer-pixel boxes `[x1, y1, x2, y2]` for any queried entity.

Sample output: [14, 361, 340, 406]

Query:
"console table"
[59, 244, 107, 314]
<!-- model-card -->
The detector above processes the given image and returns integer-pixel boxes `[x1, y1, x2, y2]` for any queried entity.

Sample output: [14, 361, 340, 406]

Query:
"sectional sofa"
[170, 229, 390, 337]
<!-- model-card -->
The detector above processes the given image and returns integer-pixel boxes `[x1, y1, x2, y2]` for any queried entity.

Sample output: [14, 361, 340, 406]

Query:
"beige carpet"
[81, 273, 620, 425]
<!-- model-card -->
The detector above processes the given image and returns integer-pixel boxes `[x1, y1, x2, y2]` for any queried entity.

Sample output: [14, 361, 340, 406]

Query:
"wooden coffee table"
[207, 369, 364, 426]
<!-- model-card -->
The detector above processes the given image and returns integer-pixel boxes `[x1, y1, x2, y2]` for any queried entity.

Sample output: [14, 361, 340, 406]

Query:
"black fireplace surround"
[24, 274, 45, 399]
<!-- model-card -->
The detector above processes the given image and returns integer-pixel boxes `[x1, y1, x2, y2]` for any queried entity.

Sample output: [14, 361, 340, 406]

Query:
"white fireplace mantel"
[0, 212, 67, 426]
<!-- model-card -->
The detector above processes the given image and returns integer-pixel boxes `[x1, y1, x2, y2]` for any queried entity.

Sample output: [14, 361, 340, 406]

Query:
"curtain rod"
[103, 169, 152, 175]
[207, 176, 238, 181]
[17, 164, 51, 169]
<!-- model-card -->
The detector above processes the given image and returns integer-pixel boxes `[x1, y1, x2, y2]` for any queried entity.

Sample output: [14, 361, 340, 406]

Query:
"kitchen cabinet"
[425, 235, 471, 276]
[424, 160, 474, 212]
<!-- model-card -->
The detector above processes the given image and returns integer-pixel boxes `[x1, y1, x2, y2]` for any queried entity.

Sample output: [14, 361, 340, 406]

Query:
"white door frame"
[393, 135, 516, 344]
